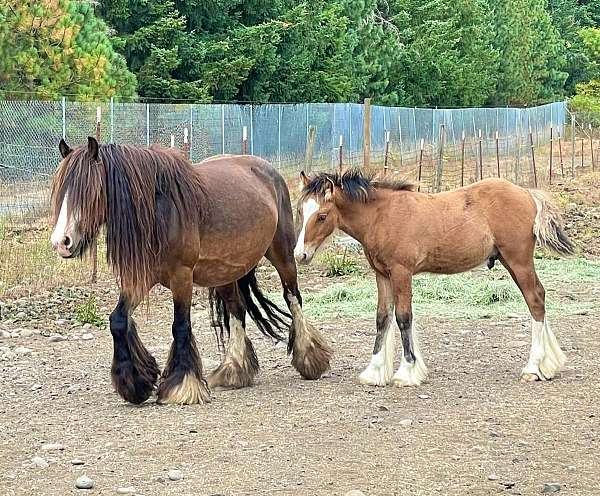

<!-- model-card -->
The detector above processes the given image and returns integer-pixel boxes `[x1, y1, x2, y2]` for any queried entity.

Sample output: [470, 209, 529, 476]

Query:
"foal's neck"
[336, 197, 380, 245]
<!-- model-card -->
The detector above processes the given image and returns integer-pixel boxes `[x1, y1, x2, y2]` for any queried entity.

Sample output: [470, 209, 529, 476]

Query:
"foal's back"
[384, 178, 536, 274]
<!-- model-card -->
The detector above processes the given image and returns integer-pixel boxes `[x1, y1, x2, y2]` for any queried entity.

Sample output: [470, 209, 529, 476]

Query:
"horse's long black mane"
[300, 168, 415, 203]
[51, 142, 210, 299]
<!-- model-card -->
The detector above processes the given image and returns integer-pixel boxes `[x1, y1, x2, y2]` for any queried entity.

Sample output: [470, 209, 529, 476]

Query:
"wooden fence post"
[170, 134, 175, 148]
[338, 135, 344, 174]
[571, 113, 576, 177]
[460, 130, 466, 187]
[558, 130, 564, 176]
[363, 98, 371, 168]
[435, 124, 445, 192]
[590, 124, 595, 171]
[529, 127, 538, 188]
[305, 125, 316, 172]
[478, 129, 483, 181]
[549, 126, 553, 184]
[242, 126, 248, 154]
[383, 131, 390, 176]
[183, 127, 190, 159]
[495, 130, 500, 178]
[417, 138, 424, 192]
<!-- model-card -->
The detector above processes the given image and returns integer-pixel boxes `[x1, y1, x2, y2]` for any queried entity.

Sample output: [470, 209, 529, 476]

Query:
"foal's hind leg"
[389, 268, 428, 387]
[358, 272, 395, 386]
[265, 239, 332, 380]
[207, 283, 259, 389]
[499, 254, 566, 381]
[156, 267, 210, 405]
[110, 294, 160, 404]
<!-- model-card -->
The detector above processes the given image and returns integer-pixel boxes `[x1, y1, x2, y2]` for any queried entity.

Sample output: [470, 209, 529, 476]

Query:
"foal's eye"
[317, 213, 327, 222]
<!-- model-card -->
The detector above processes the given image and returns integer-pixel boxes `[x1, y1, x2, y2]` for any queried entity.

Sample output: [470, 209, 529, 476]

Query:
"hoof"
[358, 364, 392, 387]
[291, 322, 333, 380]
[156, 372, 211, 405]
[521, 372, 542, 382]
[111, 357, 160, 405]
[207, 360, 257, 390]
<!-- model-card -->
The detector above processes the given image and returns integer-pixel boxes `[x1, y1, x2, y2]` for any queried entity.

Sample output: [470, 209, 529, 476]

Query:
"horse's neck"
[336, 199, 377, 246]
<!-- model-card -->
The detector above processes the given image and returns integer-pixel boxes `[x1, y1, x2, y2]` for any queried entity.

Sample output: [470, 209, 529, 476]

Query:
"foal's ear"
[324, 177, 336, 202]
[87, 136, 99, 161]
[58, 138, 72, 159]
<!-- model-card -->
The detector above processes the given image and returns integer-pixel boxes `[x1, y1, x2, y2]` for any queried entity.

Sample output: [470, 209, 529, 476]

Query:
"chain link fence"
[1, 98, 596, 296]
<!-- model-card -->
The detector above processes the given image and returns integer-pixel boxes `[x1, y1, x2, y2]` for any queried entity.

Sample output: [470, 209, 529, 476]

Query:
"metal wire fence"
[0, 98, 595, 296]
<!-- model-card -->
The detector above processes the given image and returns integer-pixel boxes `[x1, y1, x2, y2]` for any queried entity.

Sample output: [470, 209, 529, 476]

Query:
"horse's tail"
[529, 189, 574, 256]
[209, 268, 290, 352]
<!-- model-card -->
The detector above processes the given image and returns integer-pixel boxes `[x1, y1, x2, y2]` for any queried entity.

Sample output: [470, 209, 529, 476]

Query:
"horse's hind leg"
[265, 227, 332, 380]
[207, 283, 259, 389]
[389, 268, 428, 387]
[499, 253, 566, 381]
[358, 272, 396, 386]
[156, 267, 210, 405]
[110, 294, 161, 404]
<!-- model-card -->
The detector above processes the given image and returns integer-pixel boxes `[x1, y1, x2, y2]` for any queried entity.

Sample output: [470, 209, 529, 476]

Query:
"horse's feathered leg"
[207, 283, 259, 389]
[358, 272, 395, 386]
[390, 268, 428, 387]
[265, 212, 332, 380]
[110, 294, 160, 404]
[156, 267, 210, 405]
[499, 254, 566, 381]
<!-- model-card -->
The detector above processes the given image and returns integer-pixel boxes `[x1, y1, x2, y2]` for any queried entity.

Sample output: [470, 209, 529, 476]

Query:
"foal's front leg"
[157, 267, 211, 405]
[358, 273, 395, 386]
[390, 270, 428, 387]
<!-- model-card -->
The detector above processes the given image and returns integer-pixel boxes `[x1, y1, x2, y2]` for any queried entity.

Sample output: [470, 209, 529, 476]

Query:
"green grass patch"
[294, 257, 600, 321]
[317, 248, 360, 277]
[75, 295, 106, 327]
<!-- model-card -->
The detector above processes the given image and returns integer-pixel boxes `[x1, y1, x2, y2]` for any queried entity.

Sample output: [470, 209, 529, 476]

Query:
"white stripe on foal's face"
[294, 198, 319, 264]
[50, 193, 77, 258]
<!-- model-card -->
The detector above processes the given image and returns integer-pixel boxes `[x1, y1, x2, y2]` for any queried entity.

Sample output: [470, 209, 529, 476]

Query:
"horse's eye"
[317, 213, 327, 222]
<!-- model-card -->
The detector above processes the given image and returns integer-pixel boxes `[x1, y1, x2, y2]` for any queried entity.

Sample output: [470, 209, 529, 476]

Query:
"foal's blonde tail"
[529, 190, 575, 256]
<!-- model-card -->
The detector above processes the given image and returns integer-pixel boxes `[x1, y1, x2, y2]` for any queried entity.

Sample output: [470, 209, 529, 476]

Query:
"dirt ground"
[1, 175, 599, 496]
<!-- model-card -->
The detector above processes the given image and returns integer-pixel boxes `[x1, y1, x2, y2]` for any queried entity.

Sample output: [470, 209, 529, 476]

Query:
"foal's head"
[50, 137, 106, 258]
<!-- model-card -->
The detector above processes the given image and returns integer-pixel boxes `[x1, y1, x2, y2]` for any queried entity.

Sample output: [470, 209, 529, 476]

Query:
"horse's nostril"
[63, 235, 72, 248]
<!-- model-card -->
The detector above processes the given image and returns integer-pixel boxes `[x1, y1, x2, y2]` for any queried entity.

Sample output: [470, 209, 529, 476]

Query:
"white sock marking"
[392, 320, 428, 387]
[359, 313, 395, 386]
[522, 318, 566, 380]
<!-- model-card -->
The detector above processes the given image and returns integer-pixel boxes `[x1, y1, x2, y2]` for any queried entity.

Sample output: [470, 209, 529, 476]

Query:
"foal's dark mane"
[51, 143, 210, 298]
[300, 168, 415, 203]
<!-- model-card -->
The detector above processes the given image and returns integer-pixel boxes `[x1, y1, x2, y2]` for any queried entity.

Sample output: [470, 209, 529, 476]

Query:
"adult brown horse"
[50, 137, 331, 405]
[294, 169, 573, 387]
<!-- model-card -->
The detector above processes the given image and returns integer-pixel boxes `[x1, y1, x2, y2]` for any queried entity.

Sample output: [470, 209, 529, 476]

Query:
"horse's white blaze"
[358, 313, 395, 386]
[50, 194, 71, 247]
[294, 198, 319, 260]
[522, 318, 566, 380]
[391, 321, 428, 387]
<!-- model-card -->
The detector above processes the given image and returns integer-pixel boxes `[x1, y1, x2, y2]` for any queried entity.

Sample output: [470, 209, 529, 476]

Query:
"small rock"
[19, 329, 38, 338]
[488, 474, 499, 481]
[16, 311, 27, 320]
[399, 419, 413, 427]
[31, 456, 49, 468]
[345, 491, 366, 496]
[507, 313, 521, 319]
[83, 323, 92, 330]
[378, 405, 389, 412]
[75, 475, 94, 489]
[30, 384, 42, 391]
[71, 459, 85, 466]
[117, 487, 137, 494]
[41, 443, 65, 452]
[418, 394, 430, 399]
[567, 465, 576, 472]
[81, 333, 94, 341]
[0, 330, 11, 339]
[14, 346, 32, 355]
[507, 340, 528, 348]
[543, 483, 561, 493]
[48, 335, 66, 343]
[167, 469, 183, 481]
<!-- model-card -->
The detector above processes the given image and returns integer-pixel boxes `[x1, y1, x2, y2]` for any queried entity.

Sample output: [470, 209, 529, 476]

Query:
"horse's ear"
[324, 177, 335, 202]
[87, 136, 99, 160]
[300, 170, 310, 187]
[59, 138, 72, 159]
